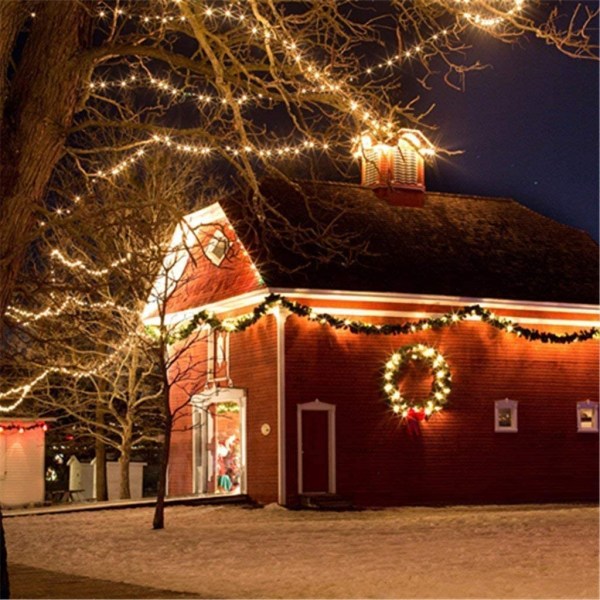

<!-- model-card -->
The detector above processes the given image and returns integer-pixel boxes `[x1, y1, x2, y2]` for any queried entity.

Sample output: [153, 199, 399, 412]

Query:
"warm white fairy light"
[89, 73, 270, 110]
[88, 0, 526, 146]
[93, 147, 147, 178]
[83, 3, 448, 174]
[7, 297, 136, 326]
[457, 0, 525, 29]
[382, 343, 452, 420]
[88, 133, 333, 183]
[50, 248, 131, 276]
[0, 333, 139, 413]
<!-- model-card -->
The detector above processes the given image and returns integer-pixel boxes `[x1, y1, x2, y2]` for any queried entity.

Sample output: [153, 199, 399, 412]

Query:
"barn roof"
[221, 178, 598, 305]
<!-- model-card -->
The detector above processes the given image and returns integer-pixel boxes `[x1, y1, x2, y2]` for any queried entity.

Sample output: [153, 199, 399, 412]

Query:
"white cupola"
[353, 129, 435, 207]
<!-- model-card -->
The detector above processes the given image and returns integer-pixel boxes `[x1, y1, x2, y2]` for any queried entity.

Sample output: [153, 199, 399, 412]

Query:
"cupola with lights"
[353, 128, 435, 207]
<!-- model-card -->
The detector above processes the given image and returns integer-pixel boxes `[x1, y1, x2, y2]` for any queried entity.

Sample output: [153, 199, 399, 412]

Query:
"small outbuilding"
[0, 419, 47, 507]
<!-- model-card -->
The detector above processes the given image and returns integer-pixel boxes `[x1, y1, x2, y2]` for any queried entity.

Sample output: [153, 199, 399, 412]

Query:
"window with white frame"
[577, 401, 598, 433]
[206, 331, 231, 386]
[495, 398, 518, 433]
[205, 229, 230, 266]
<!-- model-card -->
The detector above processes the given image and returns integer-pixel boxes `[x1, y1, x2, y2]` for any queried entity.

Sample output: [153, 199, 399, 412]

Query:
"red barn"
[146, 131, 599, 507]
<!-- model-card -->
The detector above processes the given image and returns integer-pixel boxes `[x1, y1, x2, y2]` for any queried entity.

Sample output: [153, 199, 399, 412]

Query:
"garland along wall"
[160, 210, 598, 506]
[166, 296, 598, 506]
[282, 305, 598, 507]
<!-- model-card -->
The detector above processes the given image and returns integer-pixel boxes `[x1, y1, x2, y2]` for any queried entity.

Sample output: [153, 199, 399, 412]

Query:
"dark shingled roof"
[224, 178, 599, 305]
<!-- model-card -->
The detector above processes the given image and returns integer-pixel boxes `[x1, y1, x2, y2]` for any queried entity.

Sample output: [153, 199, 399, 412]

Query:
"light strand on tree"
[88, 1, 401, 133]
[0, 332, 139, 412]
[86, 0, 528, 137]
[87, 134, 334, 182]
[88, 73, 273, 110]
[456, 0, 525, 29]
[7, 296, 137, 326]
[50, 248, 132, 276]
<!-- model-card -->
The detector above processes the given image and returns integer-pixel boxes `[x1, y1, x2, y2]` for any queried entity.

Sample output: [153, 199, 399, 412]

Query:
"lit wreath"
[383, 344, 452, 420]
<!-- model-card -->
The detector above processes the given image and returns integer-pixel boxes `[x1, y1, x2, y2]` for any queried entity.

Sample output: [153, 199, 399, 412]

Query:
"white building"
[0, 420, 46, 507]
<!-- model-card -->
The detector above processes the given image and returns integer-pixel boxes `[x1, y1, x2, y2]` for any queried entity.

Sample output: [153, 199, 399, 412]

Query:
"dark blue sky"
[424, 33, 599, 241]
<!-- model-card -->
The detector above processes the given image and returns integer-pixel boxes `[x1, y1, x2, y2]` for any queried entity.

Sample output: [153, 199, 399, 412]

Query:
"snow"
[5, 503, 598, 598]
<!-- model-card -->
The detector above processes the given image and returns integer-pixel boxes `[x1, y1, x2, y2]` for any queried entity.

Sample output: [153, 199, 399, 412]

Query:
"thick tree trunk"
[94, 435, 108, 502]
[0, 0, 91, 331]
[0, 508, 9, 599]
[119, 440, 132, 500]
[94, 400, 108, 501]
[0, 1, 26, 120]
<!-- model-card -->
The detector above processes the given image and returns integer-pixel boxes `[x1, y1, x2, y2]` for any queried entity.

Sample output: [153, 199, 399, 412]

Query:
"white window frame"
[205, 229, 230, 266]
[206, 331, 231, 386]
[191, 387, 247, 495]
[495, 398, 518, 433]
[576, 400, 599, 433]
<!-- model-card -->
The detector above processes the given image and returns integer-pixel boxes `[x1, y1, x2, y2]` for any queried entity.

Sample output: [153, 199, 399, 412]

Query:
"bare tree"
[4, 147, 225, 527]
[0, 4, 598, 568]
[1, 0, 597, 332]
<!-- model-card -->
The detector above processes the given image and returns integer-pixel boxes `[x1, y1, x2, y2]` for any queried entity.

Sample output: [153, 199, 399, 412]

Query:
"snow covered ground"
[5, 503, 598, 599]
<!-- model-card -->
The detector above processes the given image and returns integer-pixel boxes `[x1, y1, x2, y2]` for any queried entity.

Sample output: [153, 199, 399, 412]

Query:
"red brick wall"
[167, 335, 208, 496]
[228, 316, 279, 504]
[167, 220, 266, 314]
[168, 315, 280, 502]
[284, 312, 599, 506]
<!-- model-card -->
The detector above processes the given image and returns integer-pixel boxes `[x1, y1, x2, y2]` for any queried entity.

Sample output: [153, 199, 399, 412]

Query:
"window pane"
[211, 238, 228, 260]
[580, 409, 594, 428]
[498, 408, 512, 428]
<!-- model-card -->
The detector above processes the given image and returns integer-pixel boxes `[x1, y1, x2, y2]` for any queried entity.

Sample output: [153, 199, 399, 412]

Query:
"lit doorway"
[192, 388, 246, 495]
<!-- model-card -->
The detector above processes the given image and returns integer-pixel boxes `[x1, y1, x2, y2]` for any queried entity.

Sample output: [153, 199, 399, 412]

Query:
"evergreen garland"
[173, 293, 599, 345]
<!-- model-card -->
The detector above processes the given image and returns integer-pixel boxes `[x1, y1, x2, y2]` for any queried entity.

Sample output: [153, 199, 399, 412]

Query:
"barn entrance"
[192, 388, 246, 495]
[297, 400, 336, 495]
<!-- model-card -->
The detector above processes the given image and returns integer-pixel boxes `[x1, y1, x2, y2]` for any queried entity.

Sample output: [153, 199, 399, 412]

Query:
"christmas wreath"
[383, 344, 452, 420]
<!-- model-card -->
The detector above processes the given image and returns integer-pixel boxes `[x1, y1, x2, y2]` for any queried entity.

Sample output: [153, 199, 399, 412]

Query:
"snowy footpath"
[5, 503, 598, 599]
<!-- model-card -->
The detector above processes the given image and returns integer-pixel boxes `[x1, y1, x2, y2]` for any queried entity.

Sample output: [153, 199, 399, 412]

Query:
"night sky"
[423, 33, 599, 242]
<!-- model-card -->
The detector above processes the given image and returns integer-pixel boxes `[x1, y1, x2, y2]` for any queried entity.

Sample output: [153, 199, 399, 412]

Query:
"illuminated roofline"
[148, 286, 599, 327]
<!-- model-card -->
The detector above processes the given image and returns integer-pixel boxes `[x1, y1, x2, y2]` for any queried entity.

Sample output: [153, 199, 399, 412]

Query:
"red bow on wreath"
[406, 408, 425, 435]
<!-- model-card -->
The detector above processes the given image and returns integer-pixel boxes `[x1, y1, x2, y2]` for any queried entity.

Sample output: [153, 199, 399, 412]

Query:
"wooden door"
[301, 410, 330, 493]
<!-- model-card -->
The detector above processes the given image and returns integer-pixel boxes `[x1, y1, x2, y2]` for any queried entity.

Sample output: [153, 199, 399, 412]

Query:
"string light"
[50, 249, 131, 276]
[383, 344, 452, 420]
[88, 73, 270, 110]
[87, 0, 527, 141]
[176, 293, 599, 344]
[91, 2, 388, 132]
[89, 134, 332, 182]
[455, 0, 525, 29]
[0, 421, 48, 433]
[7, 296, 136, 326]
[0, 332, 139, 413]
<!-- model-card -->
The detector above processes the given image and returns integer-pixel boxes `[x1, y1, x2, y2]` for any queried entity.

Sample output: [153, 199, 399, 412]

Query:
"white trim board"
[272, 288, 599, 315]
[275, 306, 289, 505]
[153, 288, 599, 328]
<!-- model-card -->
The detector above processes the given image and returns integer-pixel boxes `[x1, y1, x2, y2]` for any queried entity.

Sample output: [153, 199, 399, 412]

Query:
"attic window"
[205, 229, 230, 266]
[394, 141, 419, 185]
[363, 147, 379, 187]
